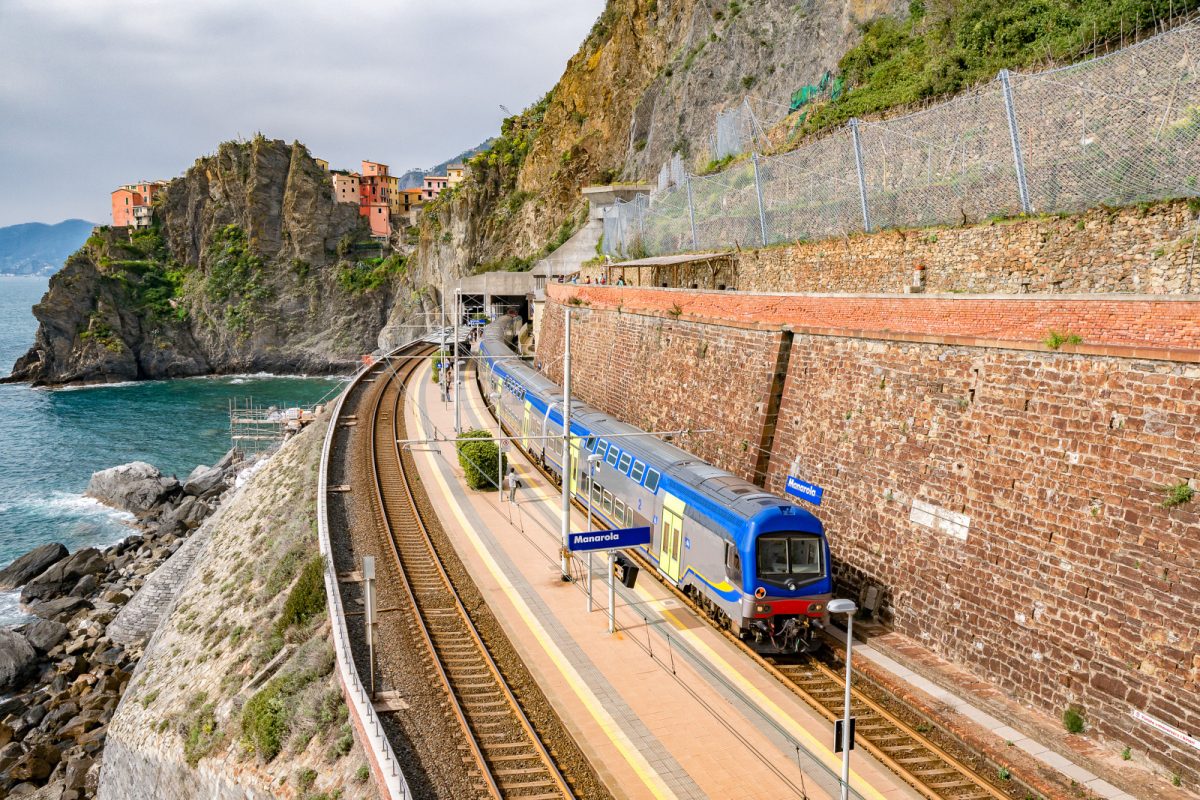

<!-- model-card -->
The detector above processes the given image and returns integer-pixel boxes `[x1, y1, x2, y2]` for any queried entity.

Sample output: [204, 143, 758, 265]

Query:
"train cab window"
[756, 534, 823, 581]
[630, 461, 646, 483]
[724, 543, 742, 582]
[605, 447, 620, 468]
[602, 490, 614, 515]
[617, 452, 632, 474]
[645, 469, 661, 493]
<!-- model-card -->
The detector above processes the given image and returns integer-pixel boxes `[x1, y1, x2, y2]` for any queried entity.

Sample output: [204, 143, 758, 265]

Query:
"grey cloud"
[0, 0, 604, 225]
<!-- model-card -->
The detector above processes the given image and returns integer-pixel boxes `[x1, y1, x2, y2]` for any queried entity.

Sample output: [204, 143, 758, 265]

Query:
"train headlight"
[808, 603, 825, 614]
[754, 603, 773, 615]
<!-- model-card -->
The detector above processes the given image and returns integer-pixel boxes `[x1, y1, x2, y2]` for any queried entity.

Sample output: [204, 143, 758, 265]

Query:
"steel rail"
[368, 348, 575, 800]
[475, 364, 1017, 800]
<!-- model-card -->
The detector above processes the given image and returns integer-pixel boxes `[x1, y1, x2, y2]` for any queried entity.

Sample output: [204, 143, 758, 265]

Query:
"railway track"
[366, 352, 575, 800]
[472, 364, 1020, 800]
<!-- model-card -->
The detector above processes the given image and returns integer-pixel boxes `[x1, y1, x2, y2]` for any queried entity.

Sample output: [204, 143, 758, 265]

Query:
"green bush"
[296, 768, 318, 791]
[1161, 482, 1194, 508]
[336, 254, 407, 293]
[242, 680, 289, 761]
[1063, 706, 1086, 734]
[455, 429, 504, 490]
[184, 703, 220, 768]
[355, 764, 370, 783]
[276, 557, 326, 633]
[800, 0, 1198, 136]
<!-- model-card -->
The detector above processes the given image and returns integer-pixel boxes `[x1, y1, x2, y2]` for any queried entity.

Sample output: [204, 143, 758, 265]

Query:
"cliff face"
[8, 138, 399, 386]
[380, 0, 901, 342]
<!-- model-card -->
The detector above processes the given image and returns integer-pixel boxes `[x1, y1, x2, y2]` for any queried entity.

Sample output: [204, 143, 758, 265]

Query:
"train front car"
[736, 504, 832, 654]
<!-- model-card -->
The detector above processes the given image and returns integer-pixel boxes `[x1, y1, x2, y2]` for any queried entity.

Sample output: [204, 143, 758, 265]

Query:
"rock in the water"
[0, 629, 36, 691]
[0, 544, 69, 591]
[157, 495, 210, 535]
[25, 596, 91, 621]
[21, 549, 106, 604]
[182, 464, 224, 497]
[86, 462, 177, 515]
[21, 620, 69, 653]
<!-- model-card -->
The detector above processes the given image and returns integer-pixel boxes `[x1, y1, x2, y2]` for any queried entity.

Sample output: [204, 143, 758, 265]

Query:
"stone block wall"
[590, 201, 1200, 295]
[537, 284, 1200, 783]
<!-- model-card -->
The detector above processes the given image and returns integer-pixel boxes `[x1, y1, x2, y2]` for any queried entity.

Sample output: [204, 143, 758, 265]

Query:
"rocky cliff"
[7, 137, 401, 386]
[380, 0, 901, 343]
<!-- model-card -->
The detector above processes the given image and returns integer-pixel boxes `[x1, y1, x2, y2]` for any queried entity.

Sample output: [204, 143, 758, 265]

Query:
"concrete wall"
[536, 284, 1200, 783]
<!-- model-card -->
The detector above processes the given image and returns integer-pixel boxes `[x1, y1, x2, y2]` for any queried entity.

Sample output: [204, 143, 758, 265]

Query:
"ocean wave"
[38, 492, 135, 523]
[37, 380, 142, 392]
[0, 589, 33, 628]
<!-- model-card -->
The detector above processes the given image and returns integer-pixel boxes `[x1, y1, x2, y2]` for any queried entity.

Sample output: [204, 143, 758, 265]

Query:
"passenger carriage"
[479, 316, 832, 653]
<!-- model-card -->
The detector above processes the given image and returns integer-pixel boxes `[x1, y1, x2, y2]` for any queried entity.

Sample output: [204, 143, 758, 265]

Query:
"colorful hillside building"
[110, 181, 166, 228]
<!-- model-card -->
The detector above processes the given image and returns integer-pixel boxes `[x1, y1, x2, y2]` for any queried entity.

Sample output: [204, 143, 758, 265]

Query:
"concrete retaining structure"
[537, 284, 1200, 785]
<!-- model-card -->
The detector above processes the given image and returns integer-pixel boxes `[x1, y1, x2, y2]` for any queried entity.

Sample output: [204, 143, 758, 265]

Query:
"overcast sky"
[0, 0, 604, 227]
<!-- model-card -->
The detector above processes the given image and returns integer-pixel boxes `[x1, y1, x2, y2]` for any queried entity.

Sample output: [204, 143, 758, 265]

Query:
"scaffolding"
[228, 398, 321, 455]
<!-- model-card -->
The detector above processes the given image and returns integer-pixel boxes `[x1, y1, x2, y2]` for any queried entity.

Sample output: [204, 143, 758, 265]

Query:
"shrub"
[1044, 330, 1082, 350]
[355, 764, 370, 783]
[296, 768, 318, 791]
[1063, 706, 1086, 734]
[184, 703, 220, 768]
[242, 679, 289, 761]
[276, 557, 326, 633]
[456, 429, 504, 490]
[1161, 482, 1194, 508]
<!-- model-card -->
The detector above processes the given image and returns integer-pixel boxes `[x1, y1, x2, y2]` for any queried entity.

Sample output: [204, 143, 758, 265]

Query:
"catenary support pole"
[999, 69, 1033, 215]
[560, 309, 572, 582]
[849, 118, 872, 234]
[841, 612, 854, 800]
[685, 173, 699, 250]
[453, 289, 461, 433]
[440, 276, 447, 404]
[752, 152, 769, 246]
[363, 556, 376, 698]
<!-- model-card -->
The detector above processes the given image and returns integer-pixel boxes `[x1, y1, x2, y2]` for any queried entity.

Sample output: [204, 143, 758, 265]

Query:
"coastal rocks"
[22, 620, 69, 654]
[0, 544, 68, 591]
[181, 465, 224, 498]
[85, 463, 177, 517]
[0, 629, 37, 691]
[21, 550, 106, 605]
[0, 450, 251, 799]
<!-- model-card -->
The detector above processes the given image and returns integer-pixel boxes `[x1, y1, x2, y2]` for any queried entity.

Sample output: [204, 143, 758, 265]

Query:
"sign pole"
[608, 550, 616, 634]
[363, 556, 376, 698]
[560, 309, 572, 582]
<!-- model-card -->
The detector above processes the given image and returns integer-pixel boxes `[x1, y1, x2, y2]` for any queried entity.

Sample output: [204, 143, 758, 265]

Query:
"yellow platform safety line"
[458, 367, 893, 800]
[414, 363, 679, 800]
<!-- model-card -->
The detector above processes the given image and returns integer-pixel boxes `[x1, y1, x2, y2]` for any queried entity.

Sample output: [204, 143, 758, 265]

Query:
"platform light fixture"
[828, 597, 858, 800]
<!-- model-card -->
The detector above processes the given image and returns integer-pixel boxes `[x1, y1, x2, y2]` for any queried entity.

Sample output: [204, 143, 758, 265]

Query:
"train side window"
[602, 490, 614, 515]
[614, 498, 625, 522]
[605, 447, 620, 467]
[617, 452, 632, 474]
[625, 507, 635, 527]
[597, 440, 609, 460]
[580, 475, 591, 497]
[591, 481, 602, 506]
[645, 469, 661, 493]
[586, 436, 596, 451]
[724, 543, 742, 582]
[630, 461, 646, 483]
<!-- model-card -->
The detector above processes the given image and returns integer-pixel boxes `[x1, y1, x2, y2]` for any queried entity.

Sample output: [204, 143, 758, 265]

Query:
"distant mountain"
[397, 139, 495, 189]
[0, 220, 96, 276]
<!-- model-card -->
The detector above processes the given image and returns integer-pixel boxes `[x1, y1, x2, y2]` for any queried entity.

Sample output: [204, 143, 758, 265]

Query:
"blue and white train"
[478, 316, 832, 653]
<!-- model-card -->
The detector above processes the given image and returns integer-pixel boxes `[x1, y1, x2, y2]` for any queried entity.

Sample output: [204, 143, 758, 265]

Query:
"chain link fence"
[604, 22, 1200, 258]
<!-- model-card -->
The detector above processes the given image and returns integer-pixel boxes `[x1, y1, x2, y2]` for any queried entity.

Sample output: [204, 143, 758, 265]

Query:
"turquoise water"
[0, 276, 340, 622]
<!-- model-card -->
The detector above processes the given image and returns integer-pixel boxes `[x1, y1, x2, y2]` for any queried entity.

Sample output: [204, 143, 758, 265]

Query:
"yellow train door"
[659, 493, 685, 582]
[569, 435, 580, 498]
[521, 400, 533, 448]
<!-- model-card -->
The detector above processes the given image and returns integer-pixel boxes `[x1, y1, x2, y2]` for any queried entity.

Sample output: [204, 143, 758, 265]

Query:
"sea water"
[0, 276, 341, 623]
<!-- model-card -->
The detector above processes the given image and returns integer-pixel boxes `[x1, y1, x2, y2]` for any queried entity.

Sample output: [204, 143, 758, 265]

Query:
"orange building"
[332, 172, 360, 204]
[110, 181, 165, 228]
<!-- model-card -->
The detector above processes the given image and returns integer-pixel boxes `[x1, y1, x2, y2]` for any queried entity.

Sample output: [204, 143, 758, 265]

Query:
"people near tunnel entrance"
[584, 276, 592, 285]
[616, 276, 626, 286]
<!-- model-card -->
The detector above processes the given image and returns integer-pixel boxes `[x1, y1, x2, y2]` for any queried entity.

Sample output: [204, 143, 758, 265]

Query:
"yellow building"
[446, 163, 466, 185]
[314, 158, 329, 171]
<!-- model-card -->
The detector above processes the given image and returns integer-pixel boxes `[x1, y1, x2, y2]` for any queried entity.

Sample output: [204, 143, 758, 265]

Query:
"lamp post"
[453, 288, 462, 433]
[490, 391, 503, 506]
[559, 308, 572, 582]
[828, 598, 858, 800]
[586, 453, 604, 612]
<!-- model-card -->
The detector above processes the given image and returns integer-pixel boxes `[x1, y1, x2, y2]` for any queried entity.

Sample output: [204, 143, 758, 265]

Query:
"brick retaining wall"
[536, 285, 1200, 784]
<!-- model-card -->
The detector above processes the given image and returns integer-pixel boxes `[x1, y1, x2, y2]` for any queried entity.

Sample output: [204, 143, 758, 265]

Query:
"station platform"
[403, 357, 925, 800]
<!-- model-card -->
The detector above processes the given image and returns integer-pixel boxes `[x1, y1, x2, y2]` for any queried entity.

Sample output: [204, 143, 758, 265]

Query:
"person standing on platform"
[505, 466, 521, 504]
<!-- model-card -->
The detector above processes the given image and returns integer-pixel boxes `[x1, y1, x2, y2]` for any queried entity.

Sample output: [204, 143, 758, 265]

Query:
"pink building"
[331, 172, 360, 204]
[422, 174, 449, 201]
[110, 181, 165, 228]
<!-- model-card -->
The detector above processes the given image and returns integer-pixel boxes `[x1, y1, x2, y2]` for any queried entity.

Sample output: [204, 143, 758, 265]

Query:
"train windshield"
[756, 534, 823, 582]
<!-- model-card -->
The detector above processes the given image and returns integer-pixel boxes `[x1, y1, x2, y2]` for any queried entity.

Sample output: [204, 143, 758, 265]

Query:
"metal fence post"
[684, 173, 699, 250]
[999, 69, 1033, 214]
[849, 118, 871, 233]
[752, 152, 769, 246]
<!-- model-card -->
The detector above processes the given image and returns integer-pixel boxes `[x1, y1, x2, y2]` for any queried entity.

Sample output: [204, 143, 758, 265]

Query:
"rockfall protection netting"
[604, 22, 1200, 258]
